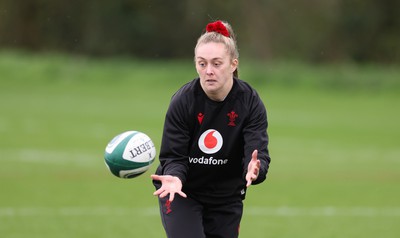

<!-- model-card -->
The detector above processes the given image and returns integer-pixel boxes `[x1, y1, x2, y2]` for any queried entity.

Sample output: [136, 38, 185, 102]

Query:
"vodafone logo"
[198, 129, 223, 154]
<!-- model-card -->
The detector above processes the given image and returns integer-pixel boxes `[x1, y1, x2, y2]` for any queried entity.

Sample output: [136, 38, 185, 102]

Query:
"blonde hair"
[194, 21, 239, 77]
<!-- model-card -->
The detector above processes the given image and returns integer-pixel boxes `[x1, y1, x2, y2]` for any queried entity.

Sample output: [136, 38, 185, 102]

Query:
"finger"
[178, 191, 187, 198]
[246, 178, 252, 187]
[160, 190, 170, 199]
[151, 174, 161, 181]
[153, 187, 166, 196]
[247, 172, 258, 187]
[252, 150, 258, 160]
[169, 192, 175, 202]
[153, 190, 161, 196]
[170, 190, 188, 201]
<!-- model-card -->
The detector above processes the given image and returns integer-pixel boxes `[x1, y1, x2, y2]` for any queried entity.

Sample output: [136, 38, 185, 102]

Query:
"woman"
[151, 20, 271, 238]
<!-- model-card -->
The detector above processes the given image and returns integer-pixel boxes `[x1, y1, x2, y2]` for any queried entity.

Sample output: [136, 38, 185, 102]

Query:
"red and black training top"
[154, 77, 271, 204]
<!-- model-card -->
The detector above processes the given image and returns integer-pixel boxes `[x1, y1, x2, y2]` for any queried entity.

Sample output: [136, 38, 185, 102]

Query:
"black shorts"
[157, 194, 243, 238]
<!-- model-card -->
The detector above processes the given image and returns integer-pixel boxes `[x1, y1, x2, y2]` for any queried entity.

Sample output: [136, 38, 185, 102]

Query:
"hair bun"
[206, 20, 230, 37]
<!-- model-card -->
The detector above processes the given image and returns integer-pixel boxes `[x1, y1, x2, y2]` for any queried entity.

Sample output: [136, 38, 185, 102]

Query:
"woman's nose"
[206, 65, 213, 75]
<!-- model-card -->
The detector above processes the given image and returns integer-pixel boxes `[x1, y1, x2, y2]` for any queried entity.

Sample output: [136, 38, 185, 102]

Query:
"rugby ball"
[104, 131, 156, 178]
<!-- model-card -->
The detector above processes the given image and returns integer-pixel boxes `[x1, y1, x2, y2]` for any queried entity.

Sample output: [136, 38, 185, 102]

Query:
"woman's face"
[195, 42, 238, 101]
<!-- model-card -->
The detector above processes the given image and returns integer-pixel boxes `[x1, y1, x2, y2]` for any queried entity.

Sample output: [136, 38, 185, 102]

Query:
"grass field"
[0, 52, 399, 237]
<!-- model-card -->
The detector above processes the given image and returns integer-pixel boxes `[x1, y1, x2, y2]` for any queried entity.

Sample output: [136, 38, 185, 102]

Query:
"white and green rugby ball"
[104, 131, 156, 178]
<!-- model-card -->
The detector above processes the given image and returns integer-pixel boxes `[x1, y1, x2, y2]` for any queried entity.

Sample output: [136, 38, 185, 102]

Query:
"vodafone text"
[189, 156, 228, 165]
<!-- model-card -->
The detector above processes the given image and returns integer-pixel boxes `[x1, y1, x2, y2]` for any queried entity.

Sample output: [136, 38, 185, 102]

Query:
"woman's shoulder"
[168, 78, 200, 110]
[172, 78, 200, 98]
[233, 77, 261, 99]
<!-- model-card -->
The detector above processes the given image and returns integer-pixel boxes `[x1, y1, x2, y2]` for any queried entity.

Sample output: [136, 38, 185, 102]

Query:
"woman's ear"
[231, 59, 239, 73]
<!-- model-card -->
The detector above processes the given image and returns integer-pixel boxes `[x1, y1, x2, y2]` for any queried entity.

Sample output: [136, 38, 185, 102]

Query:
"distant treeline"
[0, 0, 399, 63]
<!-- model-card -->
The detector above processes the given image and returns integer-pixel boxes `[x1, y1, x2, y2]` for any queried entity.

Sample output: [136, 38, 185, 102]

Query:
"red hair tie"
[206, 20, 230, 37]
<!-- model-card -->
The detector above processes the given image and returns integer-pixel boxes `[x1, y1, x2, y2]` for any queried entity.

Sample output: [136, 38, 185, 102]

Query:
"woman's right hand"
[151, 174, 187, 202]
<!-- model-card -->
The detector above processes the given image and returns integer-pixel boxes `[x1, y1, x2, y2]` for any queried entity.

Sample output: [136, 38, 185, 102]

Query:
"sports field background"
[0, 52, 399, 237]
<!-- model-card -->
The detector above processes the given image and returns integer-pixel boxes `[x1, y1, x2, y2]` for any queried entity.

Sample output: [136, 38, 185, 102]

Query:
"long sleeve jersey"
[154, 77, 271, 204]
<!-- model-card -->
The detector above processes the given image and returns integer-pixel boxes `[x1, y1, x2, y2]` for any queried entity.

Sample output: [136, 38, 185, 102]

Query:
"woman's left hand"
[245, 150, 260, 187]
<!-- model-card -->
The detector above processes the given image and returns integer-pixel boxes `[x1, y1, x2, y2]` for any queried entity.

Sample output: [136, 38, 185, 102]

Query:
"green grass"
[0, 51, 399, 237]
